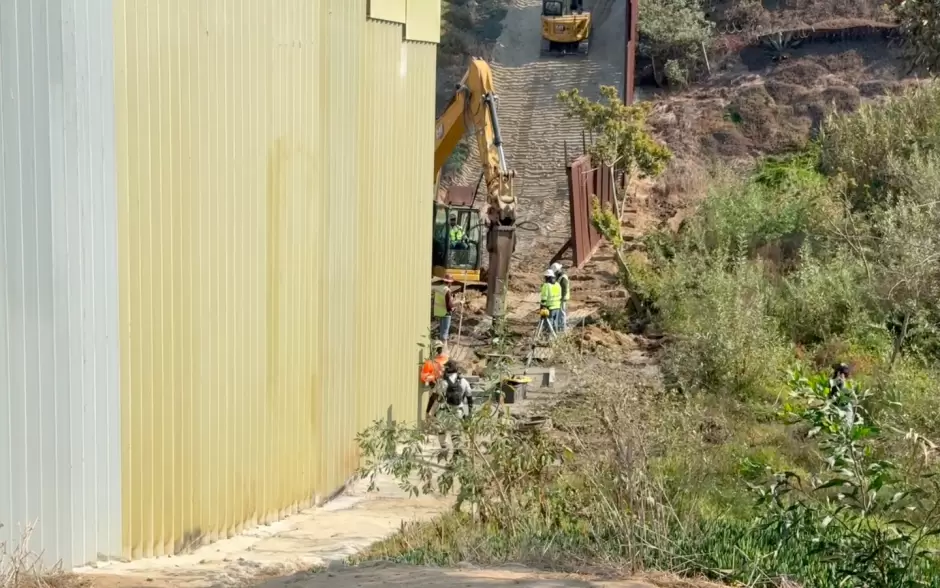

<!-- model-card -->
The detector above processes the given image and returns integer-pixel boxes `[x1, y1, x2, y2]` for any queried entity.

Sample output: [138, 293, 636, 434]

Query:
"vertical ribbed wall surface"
[0, 0, 123, 568]
[112, 0, 437, 559]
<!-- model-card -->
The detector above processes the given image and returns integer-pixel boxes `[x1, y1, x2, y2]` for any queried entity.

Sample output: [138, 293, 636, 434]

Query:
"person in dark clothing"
[829, 362, 850, 398]
[425, 362, 474, 460]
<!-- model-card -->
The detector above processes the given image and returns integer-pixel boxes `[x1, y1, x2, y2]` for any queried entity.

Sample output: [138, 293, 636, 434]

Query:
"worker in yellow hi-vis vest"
[550, 262, 570, 332]
[539, 269, 562, 330]
[431, 274, 455, 344]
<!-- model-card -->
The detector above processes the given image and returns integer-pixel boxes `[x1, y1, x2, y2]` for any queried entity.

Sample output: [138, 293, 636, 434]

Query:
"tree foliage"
[896, 0, 940, 73]
[638, 0, 713, 85]
[557, 85, 672, 176]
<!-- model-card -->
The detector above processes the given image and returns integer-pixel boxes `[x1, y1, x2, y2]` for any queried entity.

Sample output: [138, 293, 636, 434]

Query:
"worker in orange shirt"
[420, 340, 449, 387]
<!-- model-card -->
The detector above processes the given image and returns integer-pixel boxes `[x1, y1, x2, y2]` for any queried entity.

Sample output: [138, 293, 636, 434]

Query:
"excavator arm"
[433, 58, 516, 317]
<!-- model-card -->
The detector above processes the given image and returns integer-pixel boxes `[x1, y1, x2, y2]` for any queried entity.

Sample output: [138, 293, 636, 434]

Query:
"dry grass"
[0, 524, 87, 588]
[649, 37, 909, 169]
[707, 0, 894, 35]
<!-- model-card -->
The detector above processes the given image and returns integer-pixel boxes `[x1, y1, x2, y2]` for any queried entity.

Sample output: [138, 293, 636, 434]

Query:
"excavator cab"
[540, 0, 591, 57]
[432, 203, 485, 286]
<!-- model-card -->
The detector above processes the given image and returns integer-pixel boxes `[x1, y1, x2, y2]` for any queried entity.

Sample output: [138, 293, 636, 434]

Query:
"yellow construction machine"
[540, 0, 592, 57]
[433, 58, 516, 317]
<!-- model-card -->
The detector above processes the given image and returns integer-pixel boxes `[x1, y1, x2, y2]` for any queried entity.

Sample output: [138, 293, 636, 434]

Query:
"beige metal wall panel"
[0, 0, 123, 569]
[405, 0, 442, 43]
[369, 0, 408, 23]
[112, 0, 437, 560]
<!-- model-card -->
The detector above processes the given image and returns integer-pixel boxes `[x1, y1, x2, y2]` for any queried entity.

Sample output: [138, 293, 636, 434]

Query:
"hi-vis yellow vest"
[540, 282, 562, 310]
[432, 285, 449, 318]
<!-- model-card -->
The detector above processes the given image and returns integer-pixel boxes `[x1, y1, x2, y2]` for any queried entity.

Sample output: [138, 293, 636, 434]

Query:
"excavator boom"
[434, 59, 516, 317]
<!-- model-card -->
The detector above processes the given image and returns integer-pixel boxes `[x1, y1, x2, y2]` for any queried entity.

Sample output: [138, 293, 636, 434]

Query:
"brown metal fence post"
[624, 0, 638, 105]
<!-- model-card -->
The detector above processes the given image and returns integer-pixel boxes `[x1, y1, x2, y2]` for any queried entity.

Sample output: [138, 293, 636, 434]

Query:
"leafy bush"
[639, 0, 714, 84]
[771, 249, 871, 347]
[896, 0, 940, 74]
[752, 371, 940, 587]
[658, 254, 791, 398]
[819, 82, 940, 210]
[677, 156, 833, 262]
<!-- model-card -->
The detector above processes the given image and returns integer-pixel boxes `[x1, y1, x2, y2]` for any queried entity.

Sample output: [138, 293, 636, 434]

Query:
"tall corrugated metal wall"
[0, 0, 124, 567]
[111, 0, 438, 560]
[1, 0, 438, 567]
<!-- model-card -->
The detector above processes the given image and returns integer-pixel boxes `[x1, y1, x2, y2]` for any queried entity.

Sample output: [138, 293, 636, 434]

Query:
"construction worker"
[432, 275, 454, 345]
[420, 340, 449, 387]
[425, 361, 474, 459]
[448, 212, 467, 250]
[539, 269, 562, 329]
[550, 262, 570, 332]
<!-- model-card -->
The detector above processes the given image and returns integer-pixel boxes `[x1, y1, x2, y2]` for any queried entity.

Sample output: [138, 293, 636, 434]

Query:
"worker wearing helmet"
[539, 269, 563, 328]
[448, 212, 467, 250]
[550, 262, 570, 332]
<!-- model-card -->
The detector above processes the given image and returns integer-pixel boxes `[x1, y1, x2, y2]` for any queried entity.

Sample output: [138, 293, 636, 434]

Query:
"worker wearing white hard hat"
[550, 262, 570, 332]
[539, 269, 562, 329]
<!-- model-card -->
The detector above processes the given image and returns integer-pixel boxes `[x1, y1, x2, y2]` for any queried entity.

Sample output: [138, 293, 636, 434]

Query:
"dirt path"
[80, 471, 450, 588]
[253, 564, 670, 588]
[452, 0, 627, 274]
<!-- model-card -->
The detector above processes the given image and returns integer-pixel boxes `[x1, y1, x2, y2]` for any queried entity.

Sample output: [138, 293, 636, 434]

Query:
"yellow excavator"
[433, 58, 516, 317]
[540, 0, 592, 57]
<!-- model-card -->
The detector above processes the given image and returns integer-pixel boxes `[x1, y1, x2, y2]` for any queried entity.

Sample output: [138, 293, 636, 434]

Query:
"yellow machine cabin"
[433, 58, 516, 317]
[541, 0, 592, 57]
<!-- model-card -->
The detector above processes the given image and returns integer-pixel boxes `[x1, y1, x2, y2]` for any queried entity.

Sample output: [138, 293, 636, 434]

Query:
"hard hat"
[543, 269, 555, 278]
[550, 262, 563, 274]
[448, 211, 457, 220]
[443, 274, 454, 283]
[432, 339, 444, 350]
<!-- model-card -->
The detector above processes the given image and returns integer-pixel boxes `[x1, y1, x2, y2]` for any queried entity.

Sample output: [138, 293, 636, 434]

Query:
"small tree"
[558, 86, 671, 309]
[896, 0, 940, 74]
[871, 196, 940, 369]
[638, 0, 714, 85]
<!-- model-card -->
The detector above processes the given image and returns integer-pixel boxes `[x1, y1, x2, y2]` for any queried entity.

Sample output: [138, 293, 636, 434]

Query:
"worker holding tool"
[432, 275, 455, 345]
[420, 340, 449, 387]
[425, 361, 474, 460]
[539, 269, 563, 331]
[550, 262, 570, 332]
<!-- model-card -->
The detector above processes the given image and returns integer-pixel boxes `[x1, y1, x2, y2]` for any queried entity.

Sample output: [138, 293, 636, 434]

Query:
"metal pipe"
[484, 94, 508, 172]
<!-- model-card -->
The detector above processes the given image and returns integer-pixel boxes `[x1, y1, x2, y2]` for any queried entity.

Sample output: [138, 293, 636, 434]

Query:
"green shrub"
[639, 0, 714, 83]
[896, 0, 940, 73]
[658, 254, 791, 398]
[771, 248, 871, 346]
[819, 82, 940, 210]
[678, 157, 833, 261]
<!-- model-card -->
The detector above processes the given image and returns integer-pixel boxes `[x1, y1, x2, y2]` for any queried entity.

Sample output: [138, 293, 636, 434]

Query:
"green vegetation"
[637, 0, 713, 87]
[355, 82, 940, 586]
[896, 0, 940, 74]
[438, 0, 507, 69]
